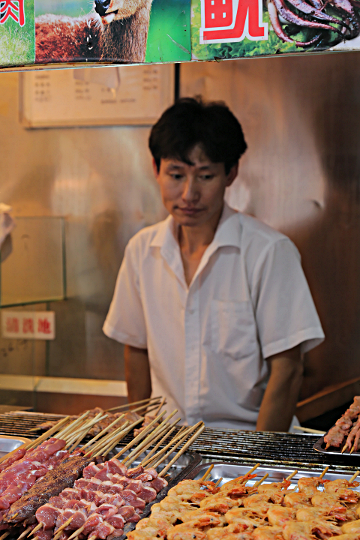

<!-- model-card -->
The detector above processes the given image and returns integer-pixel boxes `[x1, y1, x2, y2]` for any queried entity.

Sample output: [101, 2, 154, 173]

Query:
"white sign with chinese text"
[1, 311, 55, 340]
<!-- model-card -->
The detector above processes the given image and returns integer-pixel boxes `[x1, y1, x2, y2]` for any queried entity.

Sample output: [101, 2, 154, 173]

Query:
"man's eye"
[199, 175, 214, 181]
[170, 174, 183, 180]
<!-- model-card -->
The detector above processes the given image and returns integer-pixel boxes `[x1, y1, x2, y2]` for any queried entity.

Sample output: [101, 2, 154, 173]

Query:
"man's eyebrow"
[166, 163, 185, 169]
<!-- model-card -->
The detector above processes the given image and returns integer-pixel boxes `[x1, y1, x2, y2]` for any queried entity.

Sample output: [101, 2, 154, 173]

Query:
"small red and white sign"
[1, 311, 55, 340]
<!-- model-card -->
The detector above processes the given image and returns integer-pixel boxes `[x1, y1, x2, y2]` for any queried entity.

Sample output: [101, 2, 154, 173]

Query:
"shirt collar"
[150, 202, 242, 251]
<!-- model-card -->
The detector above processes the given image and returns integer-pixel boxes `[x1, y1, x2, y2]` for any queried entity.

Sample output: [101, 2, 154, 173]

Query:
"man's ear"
[226, 162, 239, 187]
[152, 158, 160, 180]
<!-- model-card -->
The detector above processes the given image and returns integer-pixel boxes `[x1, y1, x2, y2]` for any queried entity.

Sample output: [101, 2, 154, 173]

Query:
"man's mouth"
[178, 207, 202, 215]
[101, 10, 118, 24]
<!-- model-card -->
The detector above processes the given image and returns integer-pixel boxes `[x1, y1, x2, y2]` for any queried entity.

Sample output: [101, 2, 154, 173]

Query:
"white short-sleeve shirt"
[103, 203, 324, 430]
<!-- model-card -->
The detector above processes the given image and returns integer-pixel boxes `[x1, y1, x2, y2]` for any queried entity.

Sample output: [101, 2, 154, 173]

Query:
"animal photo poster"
[33, 0, 191, 65]
[0, 0, 35, 66]
[191, 0, 360, 60]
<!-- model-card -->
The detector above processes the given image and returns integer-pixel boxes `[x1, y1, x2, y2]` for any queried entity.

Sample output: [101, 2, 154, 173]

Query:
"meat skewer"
[27, 417, 203, 540]
[323, 396, 360, 450]
[31, 459, 169, 540]
[3, 415, 144, 530]
[4, 412, 183, 537]
[0, 416, 71, 473]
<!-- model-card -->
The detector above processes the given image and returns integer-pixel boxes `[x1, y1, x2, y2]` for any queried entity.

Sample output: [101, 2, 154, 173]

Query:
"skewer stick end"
[318, 466, 329, 479]
[28, 523, 43, 538]
[349, 470, 360, 483]
[68, 526, 85, 540]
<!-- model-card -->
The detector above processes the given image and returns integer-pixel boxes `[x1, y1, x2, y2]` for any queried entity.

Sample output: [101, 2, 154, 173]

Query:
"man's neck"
[177, 204, 224, 254]
[177, 205, 223, 286]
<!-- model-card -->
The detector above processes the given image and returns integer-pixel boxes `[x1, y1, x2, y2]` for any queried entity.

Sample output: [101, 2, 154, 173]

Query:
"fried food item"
[267, 505, 296, 526]
[283, 520, 342, 540]
[208, 523, 254, 540]
[342, 520, 360, 534]
[284, 492, 312, 509]
[253, 526, 284, 540]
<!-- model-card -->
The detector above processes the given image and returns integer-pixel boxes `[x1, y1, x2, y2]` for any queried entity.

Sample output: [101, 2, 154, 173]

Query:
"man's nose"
[182, 178, 199, 202]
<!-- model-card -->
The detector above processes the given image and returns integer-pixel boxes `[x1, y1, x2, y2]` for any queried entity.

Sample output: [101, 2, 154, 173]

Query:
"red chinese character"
[204, 0, 233, 28]
[202, 0, 267, 41]
[23, 318, 34, 334]
[6, 317, 19, 333]
[38, 318, 51, 335]
[0, 0, 25, 27]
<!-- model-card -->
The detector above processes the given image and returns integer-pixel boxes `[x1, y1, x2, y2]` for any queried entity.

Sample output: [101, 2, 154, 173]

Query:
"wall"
[0, 68, 165, 411]
[181, 54, 360, 413]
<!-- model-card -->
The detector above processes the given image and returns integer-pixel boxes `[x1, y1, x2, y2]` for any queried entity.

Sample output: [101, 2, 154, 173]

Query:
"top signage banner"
[0, 0, 359, 69]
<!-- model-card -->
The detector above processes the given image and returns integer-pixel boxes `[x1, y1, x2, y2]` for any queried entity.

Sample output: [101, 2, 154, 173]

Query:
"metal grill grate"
[189, 429, 360, 472]
[0, 412, 64, 437]
[0, 412, 357, 473]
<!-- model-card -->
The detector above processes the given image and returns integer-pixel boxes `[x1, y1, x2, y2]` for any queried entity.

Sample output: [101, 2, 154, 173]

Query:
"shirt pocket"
[210, 300, 257, 359]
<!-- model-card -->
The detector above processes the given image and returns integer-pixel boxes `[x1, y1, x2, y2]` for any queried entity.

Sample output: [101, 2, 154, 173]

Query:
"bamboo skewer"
[94, 422, 131, 457]
[144, 425, 195, 469]
[68, 526, 85, 540]
[350, 442, 359, 455]
[0, 532, 9, 540]
[132, 402, 165, 416]
[25, 416, 72, 450]
[106, 396, 162, 412]
[66, 413, 111, 452]
[122, 410, 178, 465]
[286, 470, 298, 481]
[121, 418, 171, 464]
[65, 413, 108, 444]
[17, 528, 33, 540]
[349, 470, 360, 482]
[201, 464, 214, 481]
[90, 422, 131, 456]
[241, 463, 260, 482]
[159, 422, 205, 477]
[86, 423, 127, 456]
[293, 426, 325, 435]
[112, 412, 166, 460]
[124, 422, 173, 467]
[56, 411, 91, 441]
[53, 518, 73, 540]
[215, 478, 223, 487]
[318, 466, 329, 479]
[28, 523, 42, 537]
[80, 415, 126, 451]
[152, 397, 166, 418]
[89, 417, 143, 457]
[252, 473, 269, 488]
[139, 422, 180, 467]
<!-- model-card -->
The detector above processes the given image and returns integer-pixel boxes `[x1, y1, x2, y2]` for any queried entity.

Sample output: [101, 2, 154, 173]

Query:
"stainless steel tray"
[313, 432, 360, 456]
[186, 461, 360, 487]
[0, 435, 31, 459]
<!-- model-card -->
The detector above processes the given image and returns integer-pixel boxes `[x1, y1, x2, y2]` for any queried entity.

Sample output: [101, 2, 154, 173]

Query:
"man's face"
[153, 145, 238, 229]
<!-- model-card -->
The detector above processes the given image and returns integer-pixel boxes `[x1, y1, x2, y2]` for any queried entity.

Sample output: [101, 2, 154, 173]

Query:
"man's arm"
[124, 344, 152, 405]
[256, 344, 303, 432]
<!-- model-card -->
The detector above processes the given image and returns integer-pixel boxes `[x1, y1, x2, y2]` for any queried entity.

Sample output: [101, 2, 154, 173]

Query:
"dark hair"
[149, 96, 247, 174]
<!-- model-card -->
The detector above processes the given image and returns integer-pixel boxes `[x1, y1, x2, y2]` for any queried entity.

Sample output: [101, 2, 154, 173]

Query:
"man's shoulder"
[239, 212, 289, 244]
[127, 217, 169, 253]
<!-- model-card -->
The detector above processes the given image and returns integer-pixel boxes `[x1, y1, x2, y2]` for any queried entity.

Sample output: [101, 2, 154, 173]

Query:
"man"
[103, 97, 324, 431]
